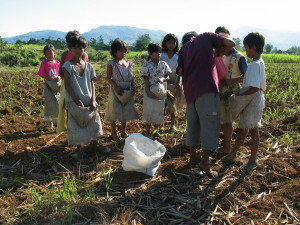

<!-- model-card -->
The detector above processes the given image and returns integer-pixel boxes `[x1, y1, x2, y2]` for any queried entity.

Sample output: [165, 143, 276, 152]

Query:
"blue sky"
[0, 0, 299, 38]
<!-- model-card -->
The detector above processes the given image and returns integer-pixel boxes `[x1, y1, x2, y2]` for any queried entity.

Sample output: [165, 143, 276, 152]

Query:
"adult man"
[177, 32, 235, 174]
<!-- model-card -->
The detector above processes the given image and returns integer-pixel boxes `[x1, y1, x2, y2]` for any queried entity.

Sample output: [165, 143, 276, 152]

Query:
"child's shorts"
[239, 92, 264, 129]
[186, 93, 220, 150]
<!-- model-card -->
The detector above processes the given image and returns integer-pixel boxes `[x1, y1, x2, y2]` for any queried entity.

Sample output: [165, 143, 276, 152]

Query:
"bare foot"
[89, 140, 97, 148]
[121, 131, 128, 138]
[110, 132, 118, 140]
[243, 161, 257, 172]
[189, 154, 202, 165]
[220, 145, 231, 154]
[221, 152, 237, 163]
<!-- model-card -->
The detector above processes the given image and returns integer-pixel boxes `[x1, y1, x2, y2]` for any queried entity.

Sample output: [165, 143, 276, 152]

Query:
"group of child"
[37, 27, 266, 173]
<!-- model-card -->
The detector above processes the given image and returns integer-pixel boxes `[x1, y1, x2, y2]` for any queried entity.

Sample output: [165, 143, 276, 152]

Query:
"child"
[62, 35, 103, 151]
[223, 32, 266, 171]
[215, 26, 248, 154]
[56, 30, 88, 133]
[104, 38, 138, 139]
[161, 33, 184, 132]
[181, 31, 198, 46]
[142, 43, 171, 135]
[37, 44, 61, 128]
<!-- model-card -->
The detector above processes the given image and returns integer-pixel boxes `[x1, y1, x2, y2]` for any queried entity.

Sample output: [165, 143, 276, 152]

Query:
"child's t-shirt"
[108, 60, 133, 82]
[242, 57, 266, 110]
[62, 61, 96, 107]
[141, 60, 172, 86]
[242, 58, 266, 91]
[160, 52, 178, 74]
[37, 60, 60, 77]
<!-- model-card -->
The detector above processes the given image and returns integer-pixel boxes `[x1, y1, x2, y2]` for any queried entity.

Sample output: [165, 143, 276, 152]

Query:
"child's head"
[110, 38, 128, 59]
[68, 35, 88, 58]
[43, 44, 55, 61]
[243, 32, 265, 56]
[65, 30, 80, 49]
[147, 43, 162, 61]
[66, 30, 80, 42]
[215, 26, 230, 38]
[68, 35, 88, 49]
[162, 33, 179, 53]
[182, 31, 198, 46]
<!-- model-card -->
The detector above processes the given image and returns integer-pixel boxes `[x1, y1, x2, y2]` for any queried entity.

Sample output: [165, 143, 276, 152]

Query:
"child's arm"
[106, 64, 124, 95]
[238, 86, 259, 96]
[43, 76, 60, 82]
[59, 51, 68, 79]
[143, 76, 158, 99]
[158, 74, 170, 84]
[223, 75, 244, 86]
[64, 68, 84, 107]
[90, 79, 96, 110]
[130, 78, 136, 95]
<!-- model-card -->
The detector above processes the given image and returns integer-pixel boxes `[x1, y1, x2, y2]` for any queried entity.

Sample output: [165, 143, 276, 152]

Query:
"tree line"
[1, 34, 300, 55]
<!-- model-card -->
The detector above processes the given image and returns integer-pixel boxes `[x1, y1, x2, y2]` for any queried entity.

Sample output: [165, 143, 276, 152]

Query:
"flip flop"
[198, 164, 218, 177]
[214, 147, 222, 153]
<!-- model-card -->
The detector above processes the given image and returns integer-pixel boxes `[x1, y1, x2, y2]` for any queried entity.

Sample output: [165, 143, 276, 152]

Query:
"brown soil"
[0, 66, 299, 224]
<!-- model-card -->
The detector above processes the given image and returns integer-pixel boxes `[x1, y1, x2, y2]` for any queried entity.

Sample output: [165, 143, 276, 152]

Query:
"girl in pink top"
[37, 44, 61, 128]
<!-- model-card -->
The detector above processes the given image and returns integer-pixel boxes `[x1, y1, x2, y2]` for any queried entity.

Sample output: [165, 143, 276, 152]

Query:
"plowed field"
[0, 62, 299, 224]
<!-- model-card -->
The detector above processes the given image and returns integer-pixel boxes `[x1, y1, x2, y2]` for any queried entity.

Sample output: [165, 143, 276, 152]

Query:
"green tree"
[265, 44, 273, 54]
[134, 34, 151, 51]
[98, 35, 109, 50]
[286, 46, 300, 55]
[0, 36, 8, 53]
[90, 38, 97, 49]
[232, 37, 242, 51]
[27, 38, 41, 45]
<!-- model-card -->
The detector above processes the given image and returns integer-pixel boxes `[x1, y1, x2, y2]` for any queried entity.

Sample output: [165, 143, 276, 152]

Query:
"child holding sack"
[223, 32, 266, 171]
[62, 35, 103, 152]
[215, 26, 248, 154]
[142, 43, 171, 135]
[104, 38, 138, 139]
[37, 44, 61, 128]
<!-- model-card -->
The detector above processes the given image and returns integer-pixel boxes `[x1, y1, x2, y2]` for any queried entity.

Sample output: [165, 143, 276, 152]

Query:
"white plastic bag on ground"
[122, 133, 166, 176]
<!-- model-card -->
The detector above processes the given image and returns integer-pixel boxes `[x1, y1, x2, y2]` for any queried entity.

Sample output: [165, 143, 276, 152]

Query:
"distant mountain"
[3, 25, 167, 46]
[3, 25, 300, 50]
[3, 30, 66, 43]
[82, 25, 167, 44]
[231, 26, 300, 51]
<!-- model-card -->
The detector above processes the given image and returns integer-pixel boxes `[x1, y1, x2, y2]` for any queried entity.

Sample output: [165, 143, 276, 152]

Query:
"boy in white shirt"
[223, 32, 266, 171]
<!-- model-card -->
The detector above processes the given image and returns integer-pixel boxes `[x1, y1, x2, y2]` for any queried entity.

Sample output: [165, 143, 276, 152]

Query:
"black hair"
[162, 33, 179, 53]
[68, 35, 88, 49]
[43, 44, 55, 55]
[65, 30, 80, 42]
[146, 43, 162, 61]
[215, 26, 230, 35]
[243, 32, 265, 54]
[182, 31, 198, 45]
[110, 38, 128, 58]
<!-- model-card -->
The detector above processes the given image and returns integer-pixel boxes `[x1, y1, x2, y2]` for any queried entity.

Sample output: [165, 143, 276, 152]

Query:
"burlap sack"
[67, 101, 99, 128]
[150, 83, 166, 98]
[229, 93, 256, 121]
[113, 89, 133, 106]
[45, 79, 61, 93]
